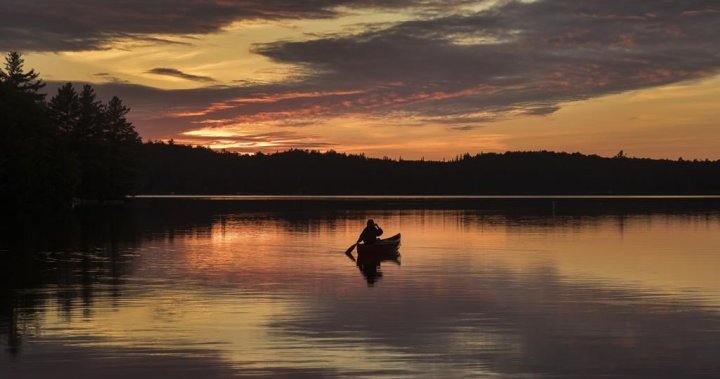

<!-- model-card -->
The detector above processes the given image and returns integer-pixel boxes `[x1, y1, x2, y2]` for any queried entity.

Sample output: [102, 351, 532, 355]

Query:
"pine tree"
[48, 83, 81, 135]
[104, 96, 140, 144]
[1, 53, 142, 207]
[101, 96, 141, 198]
[0, 52, 45, 101]
[77, 84, 103, 140]
[0, 58, 77, 211]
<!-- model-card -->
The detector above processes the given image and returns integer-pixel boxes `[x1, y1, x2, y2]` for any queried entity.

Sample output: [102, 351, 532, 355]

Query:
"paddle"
[344, 243, 357, 255]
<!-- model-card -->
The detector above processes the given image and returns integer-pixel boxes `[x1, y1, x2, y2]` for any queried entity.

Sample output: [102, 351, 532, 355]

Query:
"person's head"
[367, 219, 375, 226]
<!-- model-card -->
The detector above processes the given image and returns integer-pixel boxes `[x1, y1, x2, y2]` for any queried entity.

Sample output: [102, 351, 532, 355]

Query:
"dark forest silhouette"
[139, 144, 720, 195]
[2, 51, 720, 213]
[1, 52, 140, 212]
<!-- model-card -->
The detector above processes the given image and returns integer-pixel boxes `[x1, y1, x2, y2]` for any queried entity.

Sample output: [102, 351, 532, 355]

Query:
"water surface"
[2, 198, 719, 378]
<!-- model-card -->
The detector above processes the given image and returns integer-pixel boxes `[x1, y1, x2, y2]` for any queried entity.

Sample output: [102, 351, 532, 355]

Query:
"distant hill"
[137, 143, 720, 195]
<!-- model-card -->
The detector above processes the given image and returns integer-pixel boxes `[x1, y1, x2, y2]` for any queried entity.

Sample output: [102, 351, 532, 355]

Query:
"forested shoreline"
[2, 51, 720, 214]
[138, 144, 720, 195]
[1, 52, 140, 212]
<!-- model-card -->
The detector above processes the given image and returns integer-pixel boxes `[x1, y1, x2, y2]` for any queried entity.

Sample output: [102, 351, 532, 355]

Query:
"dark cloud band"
[147, 68, 216, 83]
[36, 0, 720, 150]
[0, 0, 474, 52]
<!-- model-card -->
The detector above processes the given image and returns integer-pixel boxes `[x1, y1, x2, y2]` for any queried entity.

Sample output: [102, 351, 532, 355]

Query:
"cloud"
[449, 125, 478, 132]
[40, 0, 720, 148]
[522, 106, 561, 116]
[93, 72, 130, 84]
[253, 0, 720, 118]
[0, 0, 474, 52]
[176, 129, 334, 153]
[147, 68, 216, 83]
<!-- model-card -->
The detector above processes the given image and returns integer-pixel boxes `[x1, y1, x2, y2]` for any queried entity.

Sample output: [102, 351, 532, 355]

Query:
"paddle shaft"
[344, 243, 357, 255]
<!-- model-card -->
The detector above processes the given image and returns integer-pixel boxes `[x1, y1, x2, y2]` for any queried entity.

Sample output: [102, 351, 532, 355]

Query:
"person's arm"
[376, 225, 383, 236]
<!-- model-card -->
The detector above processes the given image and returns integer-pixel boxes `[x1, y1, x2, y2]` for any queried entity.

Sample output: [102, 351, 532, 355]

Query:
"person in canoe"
[357, 219, 383, 245]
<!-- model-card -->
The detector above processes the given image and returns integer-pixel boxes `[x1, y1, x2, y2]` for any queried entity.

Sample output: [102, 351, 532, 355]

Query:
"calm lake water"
[2, 198, 720, 378]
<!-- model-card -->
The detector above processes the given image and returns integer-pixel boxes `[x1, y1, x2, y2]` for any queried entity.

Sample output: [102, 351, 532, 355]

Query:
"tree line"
[139, 143, 720, 195]
[1, 52, 140, 212]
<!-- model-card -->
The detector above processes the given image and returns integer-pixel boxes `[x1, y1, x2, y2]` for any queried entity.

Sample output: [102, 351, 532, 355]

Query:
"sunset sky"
[3, 0, 719, 159]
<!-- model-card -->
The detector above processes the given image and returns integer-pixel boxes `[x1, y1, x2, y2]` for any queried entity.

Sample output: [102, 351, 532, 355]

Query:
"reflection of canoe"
[357, 233, 401, 254]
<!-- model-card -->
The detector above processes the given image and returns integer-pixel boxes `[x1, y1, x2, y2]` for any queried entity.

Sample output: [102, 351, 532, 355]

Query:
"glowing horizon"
[5, 0, 719, 160]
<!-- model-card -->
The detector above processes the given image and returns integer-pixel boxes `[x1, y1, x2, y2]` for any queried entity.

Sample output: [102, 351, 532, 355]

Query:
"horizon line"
[143, 143, 720, 163]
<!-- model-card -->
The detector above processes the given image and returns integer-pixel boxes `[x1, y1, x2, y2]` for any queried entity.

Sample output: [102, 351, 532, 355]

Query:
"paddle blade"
[344, 243, 357, 255]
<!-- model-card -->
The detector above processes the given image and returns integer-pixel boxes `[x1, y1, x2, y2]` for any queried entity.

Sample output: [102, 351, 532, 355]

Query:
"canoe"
[357, 233, 401, 254]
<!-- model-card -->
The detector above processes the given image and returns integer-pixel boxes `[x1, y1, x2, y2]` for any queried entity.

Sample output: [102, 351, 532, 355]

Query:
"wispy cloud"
[37, 0, 720, 153]
[147, 68, 216, 83]
[93, 72, 130, 84]
[253, 0, 720, 118]
[0, 0, 473, 52]
[177, 129, 333, 153]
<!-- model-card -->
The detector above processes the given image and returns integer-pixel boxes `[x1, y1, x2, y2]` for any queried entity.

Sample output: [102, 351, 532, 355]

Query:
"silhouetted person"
[357, 219, 383, 245]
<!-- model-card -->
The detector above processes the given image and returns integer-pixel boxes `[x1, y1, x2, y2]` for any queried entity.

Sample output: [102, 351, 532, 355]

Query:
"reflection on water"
[346, 249, 401, 286]
[1, 199, 720, 378]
